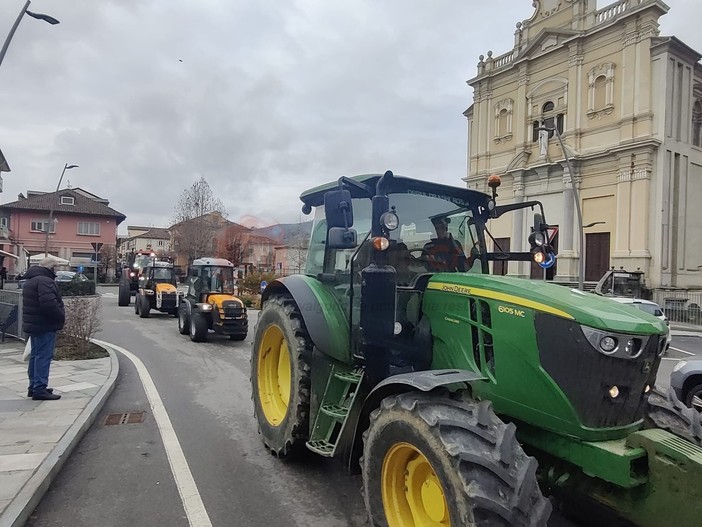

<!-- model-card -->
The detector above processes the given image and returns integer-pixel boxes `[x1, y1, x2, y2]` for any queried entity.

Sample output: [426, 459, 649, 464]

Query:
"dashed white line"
[93, 339, 213, 527]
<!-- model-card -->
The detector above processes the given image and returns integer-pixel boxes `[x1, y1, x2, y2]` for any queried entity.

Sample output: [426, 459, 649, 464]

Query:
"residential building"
[170, 211, 233, 271]
[465, 0, 702, 295]
[274, 242, 308, 276]
[0, 188, 126, 274]
[122, 226, 172, 254]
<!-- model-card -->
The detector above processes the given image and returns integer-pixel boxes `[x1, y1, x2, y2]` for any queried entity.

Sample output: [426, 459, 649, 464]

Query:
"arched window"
[534, 101, 563, 140]
[693, 100, 702, 148]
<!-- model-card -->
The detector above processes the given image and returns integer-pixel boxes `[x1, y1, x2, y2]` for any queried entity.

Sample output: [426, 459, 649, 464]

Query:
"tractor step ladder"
[306, 367, 364, 457]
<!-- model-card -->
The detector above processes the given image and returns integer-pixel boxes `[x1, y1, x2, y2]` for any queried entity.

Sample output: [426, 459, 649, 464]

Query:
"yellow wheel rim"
[257, 325, 292, 426]
[381, 442, 450, 527]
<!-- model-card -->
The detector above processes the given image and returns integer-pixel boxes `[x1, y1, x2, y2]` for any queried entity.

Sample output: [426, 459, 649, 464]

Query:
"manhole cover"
[104, 411, 146, 425]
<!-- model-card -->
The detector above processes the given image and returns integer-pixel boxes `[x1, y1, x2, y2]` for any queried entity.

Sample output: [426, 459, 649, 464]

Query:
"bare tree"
[171, 177, 228, 266]
[98, 244, 117, 280]
[217, 225, 250, 265]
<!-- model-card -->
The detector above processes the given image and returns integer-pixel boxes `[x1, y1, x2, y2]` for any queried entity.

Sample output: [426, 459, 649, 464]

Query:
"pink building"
[0, 188, 126, 275]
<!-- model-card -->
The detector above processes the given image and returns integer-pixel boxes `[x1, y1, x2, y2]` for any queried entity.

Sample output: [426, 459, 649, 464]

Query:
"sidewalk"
[0, 340, 119, 527]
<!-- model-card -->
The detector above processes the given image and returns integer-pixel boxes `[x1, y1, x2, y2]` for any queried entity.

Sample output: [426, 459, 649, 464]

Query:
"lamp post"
[0, 1, 60, 70]
[538, 125, 585, 290]
[43, 163, 78, 257]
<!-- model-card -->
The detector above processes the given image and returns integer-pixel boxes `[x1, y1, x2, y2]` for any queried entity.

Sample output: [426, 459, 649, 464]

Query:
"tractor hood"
[427, 274, 667, 335]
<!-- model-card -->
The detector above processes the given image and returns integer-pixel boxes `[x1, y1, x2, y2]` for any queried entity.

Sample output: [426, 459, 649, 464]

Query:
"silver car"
[671, 360, 702, 412]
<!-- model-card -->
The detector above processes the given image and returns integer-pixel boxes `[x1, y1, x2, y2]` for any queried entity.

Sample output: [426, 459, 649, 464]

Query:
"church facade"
[464, 0, 702, 295]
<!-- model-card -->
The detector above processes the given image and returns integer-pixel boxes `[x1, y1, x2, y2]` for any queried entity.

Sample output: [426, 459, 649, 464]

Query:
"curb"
[0, 342, 120, 527]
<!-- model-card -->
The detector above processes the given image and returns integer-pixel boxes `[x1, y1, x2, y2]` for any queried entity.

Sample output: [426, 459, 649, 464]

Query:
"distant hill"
[252, 221, 312, 245]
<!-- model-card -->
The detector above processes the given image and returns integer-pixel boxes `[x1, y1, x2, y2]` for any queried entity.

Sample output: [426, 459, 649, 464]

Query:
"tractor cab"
[178, 257, 247, 342]
[134, 260, 180, 318]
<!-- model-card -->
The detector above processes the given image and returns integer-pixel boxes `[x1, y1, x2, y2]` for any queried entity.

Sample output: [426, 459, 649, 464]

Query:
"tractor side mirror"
[327, 227, 357, 249]
[325, 189, 357, 249]
[324, 189, 354, 229]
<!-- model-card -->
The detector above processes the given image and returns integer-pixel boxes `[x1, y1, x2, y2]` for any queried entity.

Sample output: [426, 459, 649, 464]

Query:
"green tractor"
[251, 171, 702, 526]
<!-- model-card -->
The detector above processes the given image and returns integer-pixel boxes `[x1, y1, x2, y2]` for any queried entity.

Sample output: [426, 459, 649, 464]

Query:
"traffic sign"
[91, 242, 104, 252]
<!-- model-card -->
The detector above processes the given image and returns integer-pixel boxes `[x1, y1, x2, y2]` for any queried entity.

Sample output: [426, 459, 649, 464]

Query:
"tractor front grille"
[221, 301, 245, 319]
[535, 314, 662, 429]
[160, 294, 177, 309]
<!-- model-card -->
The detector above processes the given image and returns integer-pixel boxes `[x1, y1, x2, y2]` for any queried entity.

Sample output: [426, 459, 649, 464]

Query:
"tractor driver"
[422, 217, 467, 272]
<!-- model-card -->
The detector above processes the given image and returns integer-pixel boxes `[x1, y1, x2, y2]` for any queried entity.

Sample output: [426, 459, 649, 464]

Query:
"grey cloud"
[0, 0, 700, 230]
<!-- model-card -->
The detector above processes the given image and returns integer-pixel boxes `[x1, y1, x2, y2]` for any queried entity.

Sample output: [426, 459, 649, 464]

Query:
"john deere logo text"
[498, 305, 526, 318]
[440, 284, 472, 295]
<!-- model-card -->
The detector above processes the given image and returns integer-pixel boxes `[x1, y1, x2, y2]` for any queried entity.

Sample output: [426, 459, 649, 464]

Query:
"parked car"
[55, 271, 89, 283]
[610, 297, 672, 351]
[671, 360, 702, 412]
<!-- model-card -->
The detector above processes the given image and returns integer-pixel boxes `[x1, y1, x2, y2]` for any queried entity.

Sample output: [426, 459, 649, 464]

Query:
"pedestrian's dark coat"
[22, 266, 65, 335]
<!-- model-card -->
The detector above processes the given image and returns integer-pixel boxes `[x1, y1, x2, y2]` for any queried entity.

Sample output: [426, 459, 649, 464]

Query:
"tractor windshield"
[306, 191, 486, 283]
[133, 254, 152, 270]
[150, 267, 175, 282]
[207, 266, 235, 294]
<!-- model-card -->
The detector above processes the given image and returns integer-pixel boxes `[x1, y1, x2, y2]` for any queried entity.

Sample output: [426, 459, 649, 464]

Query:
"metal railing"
[0, 289, 22, 339]
[652, 289, 702, 327]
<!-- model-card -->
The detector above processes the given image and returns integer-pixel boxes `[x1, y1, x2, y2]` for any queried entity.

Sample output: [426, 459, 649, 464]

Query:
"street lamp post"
[538, 126, 585, 291]
[43, 163, 78, 257]
[0, 1, 60, 70]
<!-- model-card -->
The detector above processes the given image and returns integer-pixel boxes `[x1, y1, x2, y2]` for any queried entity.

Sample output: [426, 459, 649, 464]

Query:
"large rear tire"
[118, 282, 130, 306]
[362, 393, 552, 527]
[251, 295, 312, 458]
[645, 388, 702, 446]
[178, 305, 190, 335]
[189, 312, 208, 342]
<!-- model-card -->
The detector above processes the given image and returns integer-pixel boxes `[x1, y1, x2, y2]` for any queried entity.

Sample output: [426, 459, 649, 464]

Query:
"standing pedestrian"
[0, 266, 6, 289]
[22, 258, 65, 400]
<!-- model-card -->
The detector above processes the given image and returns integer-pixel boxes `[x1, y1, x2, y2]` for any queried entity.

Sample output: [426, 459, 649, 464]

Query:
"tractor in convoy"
[134, 260, 181, 318]
[251, 171, 702, 527]
[177, 257, 248, 342]
[118, 250, 172, 306]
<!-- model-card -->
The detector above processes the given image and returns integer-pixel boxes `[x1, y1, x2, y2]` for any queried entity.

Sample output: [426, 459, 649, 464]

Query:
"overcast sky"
[1, 0, 700, 233]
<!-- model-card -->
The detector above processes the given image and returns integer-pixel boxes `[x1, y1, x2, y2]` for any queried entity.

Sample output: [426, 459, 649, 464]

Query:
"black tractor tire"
[178, 306, 190, 335]
[685, 383, 702, 413]
[118, 283, 130, 306]
[189, 312, 208, 342]
[251, 295, 312, 458]
[645, 388, 702, 447]
[230, 334, 247, 341]
[139, 294, 151, 318]
[362, 393, 552, 527]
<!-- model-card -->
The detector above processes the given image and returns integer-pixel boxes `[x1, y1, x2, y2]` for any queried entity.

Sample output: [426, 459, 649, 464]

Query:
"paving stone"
[0, 445, 31, 455]
[0, 452, 48, 472]
[0, 426, 67, 446]
[0, 470, 34, 500]
[53, 382, 98, 393]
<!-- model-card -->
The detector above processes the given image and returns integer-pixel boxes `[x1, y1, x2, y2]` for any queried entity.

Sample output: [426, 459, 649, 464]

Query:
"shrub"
[239, 293, 261, 309]
[55, 296, 106, 360]
[240, 271, 277, 294]
[57, 280, 96, 297]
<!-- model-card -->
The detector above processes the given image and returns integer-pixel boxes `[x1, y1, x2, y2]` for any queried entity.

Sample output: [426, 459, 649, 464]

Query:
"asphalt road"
[26, 288, 701, 527]
[28, 289, 368, 527]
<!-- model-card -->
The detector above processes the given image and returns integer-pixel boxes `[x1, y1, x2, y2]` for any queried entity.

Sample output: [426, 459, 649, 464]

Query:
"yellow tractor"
[134, 260, 181, 318]
[177, 257, 248, 342]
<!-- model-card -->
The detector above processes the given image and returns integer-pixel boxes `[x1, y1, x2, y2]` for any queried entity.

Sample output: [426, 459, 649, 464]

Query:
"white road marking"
[669, 346, 696, 356]
[93, 339, 213, 527]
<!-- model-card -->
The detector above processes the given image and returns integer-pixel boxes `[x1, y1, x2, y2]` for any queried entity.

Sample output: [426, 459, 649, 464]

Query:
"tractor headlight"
[197, 303, 213, 311]
[380, 212, 399, 231]
[600, 336, 618, 354]
[129, 272, 136, 277]
[144, 289, 154, 295]
[580, 325, 648, 360]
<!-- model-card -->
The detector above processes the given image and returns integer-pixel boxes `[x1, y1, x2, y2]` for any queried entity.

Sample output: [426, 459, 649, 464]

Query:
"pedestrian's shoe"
[32, 391, 61, 401]
[27, 388, 53, 397]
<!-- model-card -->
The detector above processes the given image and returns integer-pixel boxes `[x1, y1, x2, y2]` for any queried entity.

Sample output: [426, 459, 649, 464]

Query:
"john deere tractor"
[251, 171, 702, 527]
[177, 257, 248, 342]
[134, 260, 181, 318]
